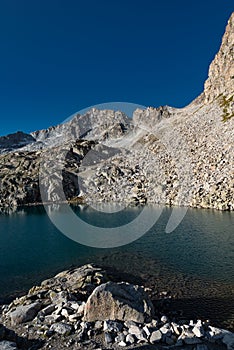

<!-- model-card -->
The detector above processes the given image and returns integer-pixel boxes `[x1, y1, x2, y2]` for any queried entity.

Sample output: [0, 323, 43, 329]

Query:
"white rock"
[143, 325, 151, 337]
[161, 315, 168, 323]
[196, 320, 202, 327]
[118, 341, 127, 347]
[171, 322, 181, 335]
[128, 325, 142, 337]
[150, 330, 162, 344]
[126, 334, 135, 344]
[128, 325, 146, 341]
[61, 308, 69, 318]
[94, 320, 103, 330]
[77, 302, 85, 314]
[103, 320, 123, 332]
[160, 325, 171, 336]
[68, 314, 79, 322]
[69, 302, 80, 311]
[192, 326, 204, 338]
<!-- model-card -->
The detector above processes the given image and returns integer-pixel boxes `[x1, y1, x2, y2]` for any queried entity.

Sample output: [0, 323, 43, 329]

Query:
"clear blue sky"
[0, 0, 232, 136]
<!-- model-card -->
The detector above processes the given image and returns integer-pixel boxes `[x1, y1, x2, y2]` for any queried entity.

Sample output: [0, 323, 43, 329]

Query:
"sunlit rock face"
[31, 108, 133, 148]
[204, 12, 234, 103]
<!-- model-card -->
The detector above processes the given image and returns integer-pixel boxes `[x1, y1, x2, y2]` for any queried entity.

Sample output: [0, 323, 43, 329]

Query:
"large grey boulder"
[83, 281, 154, 323]
[50, 322, 73, 336]
[10, 302, 41, 325]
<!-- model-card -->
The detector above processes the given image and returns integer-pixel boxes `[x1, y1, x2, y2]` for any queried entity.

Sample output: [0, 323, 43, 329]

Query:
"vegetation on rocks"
[219, 95, 234, 121]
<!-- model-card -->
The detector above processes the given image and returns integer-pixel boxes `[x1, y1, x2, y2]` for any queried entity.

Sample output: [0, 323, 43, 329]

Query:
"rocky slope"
[0, 264, 233, 350]
[0, 13, 233, 211]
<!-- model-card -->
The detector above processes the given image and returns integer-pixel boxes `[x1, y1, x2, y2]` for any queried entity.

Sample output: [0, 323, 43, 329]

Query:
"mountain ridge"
[0, 12, 233, 211]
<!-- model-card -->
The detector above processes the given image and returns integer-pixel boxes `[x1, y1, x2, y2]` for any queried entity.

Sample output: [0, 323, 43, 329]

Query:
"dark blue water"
[0, 204, 233, 298]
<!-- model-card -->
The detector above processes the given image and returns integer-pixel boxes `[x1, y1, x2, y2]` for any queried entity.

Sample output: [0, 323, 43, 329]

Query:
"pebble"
[50, 322, 73, 336]
[104, 332, 113, 344]
[115, 333, 125, 343]
[192, 325, 205, 338]
[118, 340, 127, 347]
[143, 325, 151, 338]
[150, 330, 162, 343]
[104, 320, 123, 332]
[161, 315, 168, 323]
[160, 325, 172, 336]
[94, 320, 103, 330]
[128, 325, 146, 340]
[126, 334, 135, 344]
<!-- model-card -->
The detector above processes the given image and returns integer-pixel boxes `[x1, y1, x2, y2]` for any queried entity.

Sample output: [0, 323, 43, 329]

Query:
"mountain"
[0, 13, 233, 211]
[0, 131, 35, 153]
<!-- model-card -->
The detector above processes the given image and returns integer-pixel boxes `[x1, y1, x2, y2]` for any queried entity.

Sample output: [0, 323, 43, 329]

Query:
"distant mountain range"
[0, 13, 233, 211]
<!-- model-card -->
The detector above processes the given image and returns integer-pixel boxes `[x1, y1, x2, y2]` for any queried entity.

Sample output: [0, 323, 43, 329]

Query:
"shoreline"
[1, 252, 234, 332]
[1, 260, 234, 329]
[0, 263, 233, 350]
[0, 199, 234, 213]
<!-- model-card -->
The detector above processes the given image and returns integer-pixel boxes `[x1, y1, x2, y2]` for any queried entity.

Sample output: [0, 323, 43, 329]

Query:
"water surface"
[0, 204, 233, 298]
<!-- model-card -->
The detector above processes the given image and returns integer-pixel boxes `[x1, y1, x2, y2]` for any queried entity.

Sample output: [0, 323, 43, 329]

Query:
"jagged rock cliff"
[0, 13, 233, 211]
[204, 12, 234, 103]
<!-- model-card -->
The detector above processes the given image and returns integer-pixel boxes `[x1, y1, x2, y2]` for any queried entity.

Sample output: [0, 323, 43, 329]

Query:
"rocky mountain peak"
[0, 131, 35, 153]
[132, 106, 172, 130]
[204, 12, 234, 103]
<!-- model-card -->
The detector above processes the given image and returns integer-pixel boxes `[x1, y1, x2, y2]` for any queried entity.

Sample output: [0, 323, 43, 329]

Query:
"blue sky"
[0, 0, 232, 136]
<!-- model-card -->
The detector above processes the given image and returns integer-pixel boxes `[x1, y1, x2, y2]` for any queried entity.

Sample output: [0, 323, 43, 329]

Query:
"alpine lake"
[0, 204, 233, 330]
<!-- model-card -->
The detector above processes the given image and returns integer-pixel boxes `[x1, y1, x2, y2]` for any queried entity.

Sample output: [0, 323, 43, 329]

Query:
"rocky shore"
[0, 264, 233, 350]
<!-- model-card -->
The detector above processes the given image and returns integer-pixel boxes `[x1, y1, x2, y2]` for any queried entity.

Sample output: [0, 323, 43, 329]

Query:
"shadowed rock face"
[0, 140, 96, 208]
[0, 131, 35, 153]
